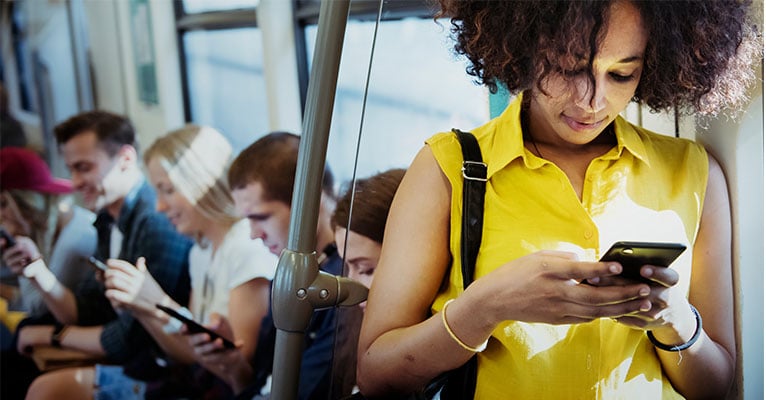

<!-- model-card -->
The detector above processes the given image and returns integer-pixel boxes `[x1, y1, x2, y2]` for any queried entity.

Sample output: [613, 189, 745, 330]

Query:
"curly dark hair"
[436, 0, 761, 116]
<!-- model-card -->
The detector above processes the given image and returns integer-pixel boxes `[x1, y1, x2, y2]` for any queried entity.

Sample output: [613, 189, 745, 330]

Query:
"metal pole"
[269, 0, 351, 399]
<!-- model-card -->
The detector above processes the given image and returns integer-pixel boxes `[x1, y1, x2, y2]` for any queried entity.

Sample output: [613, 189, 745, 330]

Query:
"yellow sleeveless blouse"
[427, 95, 708, 399]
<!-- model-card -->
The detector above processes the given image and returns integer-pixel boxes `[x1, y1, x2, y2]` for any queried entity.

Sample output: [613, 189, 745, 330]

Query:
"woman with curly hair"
[357, 0, 760, 399]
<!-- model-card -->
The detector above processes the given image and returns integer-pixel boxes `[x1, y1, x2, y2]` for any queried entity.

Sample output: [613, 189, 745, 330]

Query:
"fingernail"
[640, 302, 651, 311]
[609, 263, 620, 273]
[639, 287, 650, 296]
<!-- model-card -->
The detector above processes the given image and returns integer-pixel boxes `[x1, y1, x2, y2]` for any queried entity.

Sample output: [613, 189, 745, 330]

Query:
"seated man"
[12, 111, 192, 399]
[186, 132, 342, 400]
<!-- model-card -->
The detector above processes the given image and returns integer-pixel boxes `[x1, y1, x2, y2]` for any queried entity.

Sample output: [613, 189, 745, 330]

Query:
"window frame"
[173, 0, 438, 123]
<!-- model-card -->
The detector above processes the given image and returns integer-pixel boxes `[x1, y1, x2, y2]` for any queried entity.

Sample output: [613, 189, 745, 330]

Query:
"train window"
[182, 0, 259, 14]
[306, 17, 490, 185]
[182, 27, 269, 152]
[7, 1, 37, 113]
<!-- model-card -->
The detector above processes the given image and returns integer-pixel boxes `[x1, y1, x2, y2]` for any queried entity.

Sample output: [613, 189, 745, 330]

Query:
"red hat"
[0, 147, 72, 194]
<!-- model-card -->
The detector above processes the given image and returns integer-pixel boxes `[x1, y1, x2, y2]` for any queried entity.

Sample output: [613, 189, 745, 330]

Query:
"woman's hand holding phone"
[597, 241, 687, 284]
[157, 305, 236, 349]
[1, 236, 42, 276]
[183, 313, 250, 388]
[470, 250, 652, 326]
[589, 242, 690, 332]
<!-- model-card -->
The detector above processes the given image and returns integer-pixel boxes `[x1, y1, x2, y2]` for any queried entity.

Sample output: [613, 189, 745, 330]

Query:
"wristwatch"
[50, 324, 68, 348]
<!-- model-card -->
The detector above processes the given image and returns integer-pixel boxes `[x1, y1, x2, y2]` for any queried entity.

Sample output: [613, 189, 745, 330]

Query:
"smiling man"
[12, 110, 193, 399]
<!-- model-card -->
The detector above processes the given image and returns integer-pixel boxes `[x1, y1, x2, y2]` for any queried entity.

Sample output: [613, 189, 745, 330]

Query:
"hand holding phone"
[155, 304, 236, 349]
[600, 241, 687, 283]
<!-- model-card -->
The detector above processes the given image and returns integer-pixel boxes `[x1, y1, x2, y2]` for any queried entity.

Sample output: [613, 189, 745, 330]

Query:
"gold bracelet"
[441, 299, 488, 353]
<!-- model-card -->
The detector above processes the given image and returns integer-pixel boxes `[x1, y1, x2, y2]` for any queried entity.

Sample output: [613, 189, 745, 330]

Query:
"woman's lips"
[562, 114, 604, 131]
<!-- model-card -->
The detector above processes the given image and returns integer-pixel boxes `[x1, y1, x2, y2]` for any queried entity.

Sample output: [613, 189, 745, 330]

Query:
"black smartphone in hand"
[600, 241, 687, 283]
[87, 256, 109, 272]
[155, 304, 236, 349]
[0, 227, 16, 249]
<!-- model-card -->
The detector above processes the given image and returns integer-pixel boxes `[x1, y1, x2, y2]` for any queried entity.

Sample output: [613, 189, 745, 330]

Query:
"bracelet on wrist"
[22, 258, 46, 279]
[441, 299, 488, 353]
[647, 304, 702, 352]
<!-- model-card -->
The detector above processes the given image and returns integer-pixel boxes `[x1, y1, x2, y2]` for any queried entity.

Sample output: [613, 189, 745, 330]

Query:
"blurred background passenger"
[186, 132, 341, 400]
[330, 168, 405, 396]
[19, 110, 192, 400]
[104, 125, 277, 398]
[0, 147, 96, 321]
[332, 168, 406, 306]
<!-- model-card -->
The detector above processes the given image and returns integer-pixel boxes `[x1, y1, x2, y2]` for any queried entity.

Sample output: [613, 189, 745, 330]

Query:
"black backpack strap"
[451, 128, 486, 289]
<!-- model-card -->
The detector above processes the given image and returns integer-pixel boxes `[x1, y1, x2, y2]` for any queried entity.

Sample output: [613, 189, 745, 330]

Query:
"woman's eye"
[610, 72, 635, 82]
[157, 185, 174, 196]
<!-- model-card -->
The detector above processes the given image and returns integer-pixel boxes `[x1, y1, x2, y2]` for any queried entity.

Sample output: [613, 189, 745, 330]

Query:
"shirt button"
[584, 230, 594, 239]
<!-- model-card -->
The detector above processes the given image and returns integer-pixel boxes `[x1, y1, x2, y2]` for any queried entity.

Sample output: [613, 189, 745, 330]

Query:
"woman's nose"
[574, 77, 607, 114]
[156, 197, 168, 213]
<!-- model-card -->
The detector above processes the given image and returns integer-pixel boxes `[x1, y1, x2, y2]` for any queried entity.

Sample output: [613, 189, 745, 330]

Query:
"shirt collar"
[610, 115, 651, 166]
[115, 176, 150, 233]
[486, 93, 546, 178]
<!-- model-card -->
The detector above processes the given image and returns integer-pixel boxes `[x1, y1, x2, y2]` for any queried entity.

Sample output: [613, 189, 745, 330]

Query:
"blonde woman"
[101, 125, 278, 398]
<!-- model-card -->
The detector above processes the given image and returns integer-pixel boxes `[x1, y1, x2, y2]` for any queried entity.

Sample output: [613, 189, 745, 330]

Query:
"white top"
[110, 224, 123, 258]
[188, 219, 277, 323]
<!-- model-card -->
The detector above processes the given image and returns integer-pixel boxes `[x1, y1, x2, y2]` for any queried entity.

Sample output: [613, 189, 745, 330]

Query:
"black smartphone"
[87, 256, 109, 272]
[0, 227, 16, 249]
[155, 304, 236, 349]
[600, 241, 687, 283]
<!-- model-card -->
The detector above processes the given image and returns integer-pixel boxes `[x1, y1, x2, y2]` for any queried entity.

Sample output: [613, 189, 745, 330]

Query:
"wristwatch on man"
[50, 324, 68, 348]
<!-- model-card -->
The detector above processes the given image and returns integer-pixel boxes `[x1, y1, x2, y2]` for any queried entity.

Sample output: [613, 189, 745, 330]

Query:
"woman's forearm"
[24, 259, 79, 323]
[358, 293, 495, 396]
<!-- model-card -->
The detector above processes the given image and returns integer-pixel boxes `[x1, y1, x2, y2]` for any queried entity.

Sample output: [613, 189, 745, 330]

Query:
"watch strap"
[50, 324, 67, 348]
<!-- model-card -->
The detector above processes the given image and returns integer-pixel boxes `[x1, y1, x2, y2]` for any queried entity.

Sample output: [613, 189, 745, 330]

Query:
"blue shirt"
[298, 244, 341, 400]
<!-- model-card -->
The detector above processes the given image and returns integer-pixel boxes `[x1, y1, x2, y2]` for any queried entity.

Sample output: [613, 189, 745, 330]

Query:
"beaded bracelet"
[441, 299, 488, 353]
[647, 304, 702, 352]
